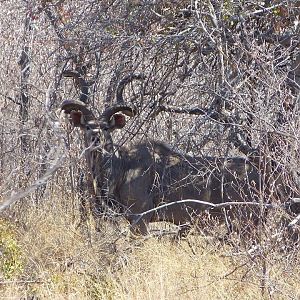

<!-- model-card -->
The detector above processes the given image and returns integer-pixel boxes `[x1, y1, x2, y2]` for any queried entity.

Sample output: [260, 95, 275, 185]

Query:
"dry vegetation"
[0, 1, 300, 299]
[0, 193, 299, 299]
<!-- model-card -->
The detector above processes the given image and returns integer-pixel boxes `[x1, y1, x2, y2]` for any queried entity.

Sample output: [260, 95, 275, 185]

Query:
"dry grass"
[0, 194, 299, 300]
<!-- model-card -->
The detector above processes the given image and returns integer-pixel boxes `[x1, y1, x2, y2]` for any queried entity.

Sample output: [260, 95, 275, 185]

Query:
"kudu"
[60, 67, 300, 235]
[61, 99, 299, 235]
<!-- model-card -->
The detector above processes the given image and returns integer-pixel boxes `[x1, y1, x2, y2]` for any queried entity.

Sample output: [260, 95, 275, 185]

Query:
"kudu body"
[61, 99, 297, 235]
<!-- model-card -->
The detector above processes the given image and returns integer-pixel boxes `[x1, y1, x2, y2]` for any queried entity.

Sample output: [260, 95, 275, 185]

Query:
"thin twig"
[288, 213, 300, 228]
[0, 280, 44, 285]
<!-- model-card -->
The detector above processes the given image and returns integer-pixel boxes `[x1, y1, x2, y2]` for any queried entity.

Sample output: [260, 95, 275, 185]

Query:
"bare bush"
[0, 0, 299, 298]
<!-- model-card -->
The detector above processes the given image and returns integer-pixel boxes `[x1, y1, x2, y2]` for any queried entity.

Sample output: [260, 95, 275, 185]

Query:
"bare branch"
[0, 87, 67, 212]
[63, 70, 94, 103]
[0, 146, 65, 212]
[131, 199, 278, 227]
[155, 105, 209, 116]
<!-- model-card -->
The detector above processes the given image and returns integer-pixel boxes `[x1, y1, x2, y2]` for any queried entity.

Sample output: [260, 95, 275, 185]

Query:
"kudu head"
[61, 99, 136, 153]
[61, 68, 139, 151]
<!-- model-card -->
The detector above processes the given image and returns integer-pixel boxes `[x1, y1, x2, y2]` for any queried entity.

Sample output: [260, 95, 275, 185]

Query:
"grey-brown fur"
[104, 141, 265, 234]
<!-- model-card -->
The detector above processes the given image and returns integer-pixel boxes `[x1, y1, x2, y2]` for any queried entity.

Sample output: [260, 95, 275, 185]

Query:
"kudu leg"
[128, 204, 154, 235]
[126, 197, 155, 235]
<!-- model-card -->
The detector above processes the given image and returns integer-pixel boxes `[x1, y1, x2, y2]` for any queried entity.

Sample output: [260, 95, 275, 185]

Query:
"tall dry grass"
[0, 193, 299, 300]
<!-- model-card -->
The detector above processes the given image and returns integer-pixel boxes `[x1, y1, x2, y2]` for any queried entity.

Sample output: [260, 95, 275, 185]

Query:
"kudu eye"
[99, 122, 110, 131]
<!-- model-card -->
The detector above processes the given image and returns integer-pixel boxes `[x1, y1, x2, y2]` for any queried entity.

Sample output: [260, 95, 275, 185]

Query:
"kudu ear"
[61, 99, 97, 128]
[100, 105, 136, 131]
[109, 114, 126, 130]
[70, 111, 83, 127]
